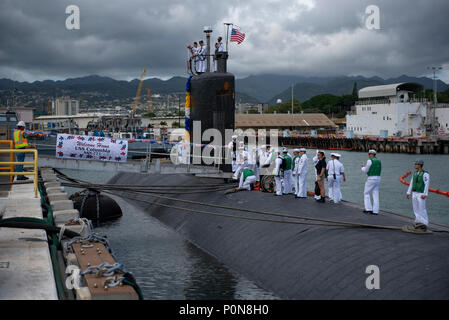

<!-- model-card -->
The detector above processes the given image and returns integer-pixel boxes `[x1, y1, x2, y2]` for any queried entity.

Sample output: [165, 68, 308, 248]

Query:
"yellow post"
[0, 149, 38, 198]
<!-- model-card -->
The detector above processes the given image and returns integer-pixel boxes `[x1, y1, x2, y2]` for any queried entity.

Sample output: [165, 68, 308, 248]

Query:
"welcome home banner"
[55, 134, 128, 162]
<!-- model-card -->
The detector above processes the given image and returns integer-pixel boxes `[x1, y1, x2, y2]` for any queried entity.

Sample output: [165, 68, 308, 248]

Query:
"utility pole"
[291, 85, 294, 114]
[427, 66, 442, 136]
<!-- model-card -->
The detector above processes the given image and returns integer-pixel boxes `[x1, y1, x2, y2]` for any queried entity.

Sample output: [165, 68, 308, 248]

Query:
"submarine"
[108, 33, 449, 299]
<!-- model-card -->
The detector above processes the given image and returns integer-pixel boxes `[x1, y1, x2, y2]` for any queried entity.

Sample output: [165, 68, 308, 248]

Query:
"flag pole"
[224, 23, 233, 51]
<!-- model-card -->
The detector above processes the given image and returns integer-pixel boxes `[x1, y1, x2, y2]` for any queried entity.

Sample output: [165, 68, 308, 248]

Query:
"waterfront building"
[346, 83, 428, 137]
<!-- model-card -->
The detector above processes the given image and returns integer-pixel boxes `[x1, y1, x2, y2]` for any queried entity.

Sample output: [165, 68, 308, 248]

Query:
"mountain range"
[0, 74, 447, 105]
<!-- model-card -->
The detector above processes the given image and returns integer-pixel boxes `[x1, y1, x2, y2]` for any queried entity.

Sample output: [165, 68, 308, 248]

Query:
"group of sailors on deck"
[228, 137, 431, 233]
[187, 37, 224, 74]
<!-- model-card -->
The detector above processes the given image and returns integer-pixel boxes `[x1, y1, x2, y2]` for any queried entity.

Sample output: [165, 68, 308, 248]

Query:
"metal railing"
[0, 140, 14, 182]
[0, 149, 38, 197]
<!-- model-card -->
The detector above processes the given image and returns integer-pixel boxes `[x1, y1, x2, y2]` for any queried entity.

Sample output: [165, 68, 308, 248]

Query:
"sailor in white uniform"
[227, 135, 238, 173]
[361, 149, 381, 214]
[312, 150, 321, 200]
[192, 42, 199, 73]
[326, 153, 345, 203]
[198, 41, 206, 73]
[282, 147, 293, 194]
[294, 148, 308, 198]
[406, 160, 430, 229]
[233, 145, 248, 180]
[273, 149, 284, 196]
[238, 167, 257, 191]
[292, 149, 300, 193]
[213, 37, 225, 72]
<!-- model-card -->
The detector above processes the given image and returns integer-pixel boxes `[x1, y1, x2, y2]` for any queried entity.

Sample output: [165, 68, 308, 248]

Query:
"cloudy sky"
[0, 0, 448, 82]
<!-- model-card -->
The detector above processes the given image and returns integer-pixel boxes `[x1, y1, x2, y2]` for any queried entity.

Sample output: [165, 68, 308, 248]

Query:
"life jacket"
[367, 157, 381, 176]
[14, 129, 29, 149]
[412, 170, 428, 193]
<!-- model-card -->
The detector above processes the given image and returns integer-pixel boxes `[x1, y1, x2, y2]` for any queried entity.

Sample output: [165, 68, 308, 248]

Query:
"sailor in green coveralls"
[361, 149, 381, 214]
[237, 168, 256, 191]
[406, 160, 430, 231]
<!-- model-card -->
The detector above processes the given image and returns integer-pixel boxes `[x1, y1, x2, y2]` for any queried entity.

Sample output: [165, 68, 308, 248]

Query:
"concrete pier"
[0, 175, 58, 300]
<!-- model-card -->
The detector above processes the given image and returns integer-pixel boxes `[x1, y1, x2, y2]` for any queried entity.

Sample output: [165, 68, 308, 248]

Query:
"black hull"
[108, 173, 449, 299]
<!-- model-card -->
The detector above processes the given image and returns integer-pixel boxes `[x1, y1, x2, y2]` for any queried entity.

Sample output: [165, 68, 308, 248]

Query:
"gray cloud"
[0, 0, 448, 82]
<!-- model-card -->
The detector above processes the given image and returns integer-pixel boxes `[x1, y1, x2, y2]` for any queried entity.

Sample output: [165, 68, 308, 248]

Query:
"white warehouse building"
[346, 83, 428, 138]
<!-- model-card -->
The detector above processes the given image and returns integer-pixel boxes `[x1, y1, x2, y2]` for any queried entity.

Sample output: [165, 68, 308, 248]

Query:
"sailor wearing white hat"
[282, 147, 294, 195]
[406, 160, 430, 230]
[327, 153, 345, 203]
[228, 135, 238, 173]
[292, 149, 301, 193]
[312, 150, 321, 200]
[272, 148, 284, 196]
[361, 149, 381, 214]
[233, 145, 249, 180]
[293, 148, 308, 198]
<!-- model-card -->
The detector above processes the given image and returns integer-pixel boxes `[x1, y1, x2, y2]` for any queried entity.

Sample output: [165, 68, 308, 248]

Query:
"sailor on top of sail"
[198, 40, 206, 73]
[361, 149, 381, 214]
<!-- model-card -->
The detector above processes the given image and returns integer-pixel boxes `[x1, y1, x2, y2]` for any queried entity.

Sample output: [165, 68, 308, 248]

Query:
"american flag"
[230, 28, 245, 44]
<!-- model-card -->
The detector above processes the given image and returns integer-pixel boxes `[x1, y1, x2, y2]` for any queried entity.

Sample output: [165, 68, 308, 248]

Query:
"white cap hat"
[293, 148, 300, 153]
[331, 153, 341, 158]
[260, 144, 266, 149]
[299, 148, 307, 152]
[282, 147, 288, 153]
[232, 135, 237, 139]
[17, 121, 26, 127]
[368, 149, 377, 154]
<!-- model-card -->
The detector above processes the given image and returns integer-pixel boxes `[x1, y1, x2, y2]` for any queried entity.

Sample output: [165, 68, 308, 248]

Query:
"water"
[303, 150, 449, 226]
[60, 169, 279, 300]
[59, 151, 449, 299]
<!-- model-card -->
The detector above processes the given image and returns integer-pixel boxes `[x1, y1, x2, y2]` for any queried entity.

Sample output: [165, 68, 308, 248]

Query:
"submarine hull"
[109, 172, 449, 299]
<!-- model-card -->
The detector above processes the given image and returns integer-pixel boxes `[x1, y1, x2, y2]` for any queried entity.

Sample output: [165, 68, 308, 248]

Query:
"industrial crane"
[145, 88, 154, 114]
[132, 68, 146, 116]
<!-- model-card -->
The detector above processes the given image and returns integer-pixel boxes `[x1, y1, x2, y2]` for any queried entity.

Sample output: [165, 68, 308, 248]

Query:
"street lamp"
[427, 66, 443, 136]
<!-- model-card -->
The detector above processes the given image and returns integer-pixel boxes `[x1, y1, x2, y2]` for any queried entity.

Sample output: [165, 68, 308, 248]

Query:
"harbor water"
[60, 150, 449, 299]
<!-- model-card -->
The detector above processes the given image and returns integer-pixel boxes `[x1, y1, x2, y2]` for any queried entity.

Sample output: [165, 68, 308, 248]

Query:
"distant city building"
[236, 103, 269, 114]
[346, 83, 429, 137]
[436, 106, 449, 135]
[54, 97, 79, 116]
[0, 107, 34, 124]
